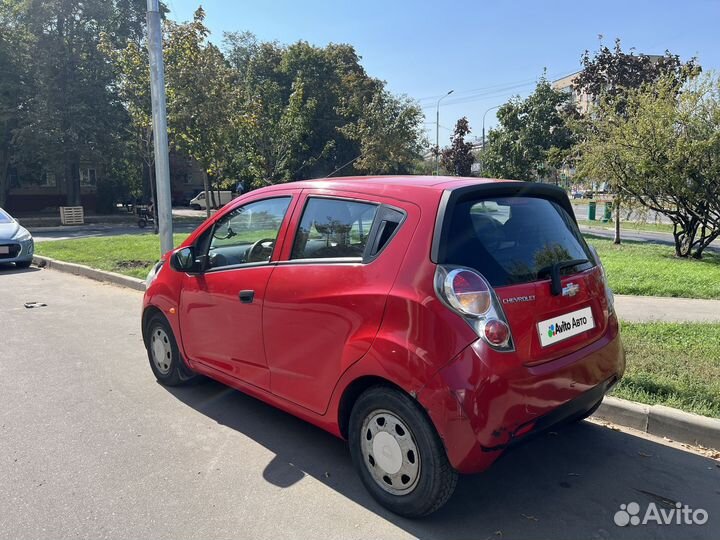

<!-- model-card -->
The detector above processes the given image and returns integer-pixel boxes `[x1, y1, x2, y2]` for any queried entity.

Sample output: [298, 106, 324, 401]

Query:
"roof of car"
[259, 175, 518, 196]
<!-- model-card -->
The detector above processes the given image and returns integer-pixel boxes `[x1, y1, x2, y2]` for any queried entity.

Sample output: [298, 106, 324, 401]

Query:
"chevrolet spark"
[142, 176, 624, 517]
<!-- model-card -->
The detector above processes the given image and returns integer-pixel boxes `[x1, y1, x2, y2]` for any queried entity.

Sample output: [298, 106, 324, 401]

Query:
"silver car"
[0, 208, 34, 268]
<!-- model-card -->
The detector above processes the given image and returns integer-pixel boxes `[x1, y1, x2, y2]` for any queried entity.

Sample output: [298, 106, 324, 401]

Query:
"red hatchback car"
[142, 176, 624, 516]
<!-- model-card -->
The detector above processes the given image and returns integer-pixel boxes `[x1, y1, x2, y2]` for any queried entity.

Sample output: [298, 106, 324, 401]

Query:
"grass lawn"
[586, 236, 720, 299]
[36, 234, 189, 279]
[613, 322, 720, 418]
[578, 219, 675, 234]
[36, 231, 720, 299]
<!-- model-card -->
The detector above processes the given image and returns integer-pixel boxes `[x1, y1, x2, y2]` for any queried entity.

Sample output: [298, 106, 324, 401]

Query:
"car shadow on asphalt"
[164, 379, 719, 540]
[0, 264, 41, 275]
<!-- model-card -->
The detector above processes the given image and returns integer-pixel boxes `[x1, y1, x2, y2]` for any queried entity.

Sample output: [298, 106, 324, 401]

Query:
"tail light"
[435, 266, 514, 351]
[588, 246, 614, 315]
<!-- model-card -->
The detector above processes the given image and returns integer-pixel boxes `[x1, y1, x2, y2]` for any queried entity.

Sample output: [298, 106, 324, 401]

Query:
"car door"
[178, 194, 296, 390]
[263, 191, 413, 414]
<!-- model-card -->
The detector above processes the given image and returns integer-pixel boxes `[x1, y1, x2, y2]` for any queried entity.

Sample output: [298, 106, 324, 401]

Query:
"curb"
[32, 255, 146, 292]
[594, 396, 720, 450]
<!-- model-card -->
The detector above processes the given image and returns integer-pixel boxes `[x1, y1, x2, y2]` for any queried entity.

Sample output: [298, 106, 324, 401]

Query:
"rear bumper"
[418, 317, 625, 473]
[481, 374, 617, 452]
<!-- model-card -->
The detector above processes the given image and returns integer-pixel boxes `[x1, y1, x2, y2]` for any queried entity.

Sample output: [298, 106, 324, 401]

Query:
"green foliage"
[224, 37, 423, 183]
[0, 0, 30, 206]
[574, 38, 701, 114]
[3, 1, 423, 212]
[439, 117, 475, 176]
[578, 74, 720, 258]
[343, 90, 425, 175]
[5, 0, 144, 206]
[100, 12, 425, 194]
[482, 78, 576, 181]
[163, 8, 243, 184]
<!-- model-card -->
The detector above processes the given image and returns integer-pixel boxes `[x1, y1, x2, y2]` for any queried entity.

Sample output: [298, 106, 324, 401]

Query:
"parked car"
[172, 189, 201, 207]
[0, 207, 34, 268]
[189, 190, 233, 210]
[142, 176, 624, 517]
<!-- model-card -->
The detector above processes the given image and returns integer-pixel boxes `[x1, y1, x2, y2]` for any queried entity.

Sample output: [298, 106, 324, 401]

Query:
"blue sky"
[167, 0, 720, 144]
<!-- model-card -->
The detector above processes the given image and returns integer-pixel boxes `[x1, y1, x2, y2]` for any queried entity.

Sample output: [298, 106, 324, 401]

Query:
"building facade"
[3, 153, 206, 214]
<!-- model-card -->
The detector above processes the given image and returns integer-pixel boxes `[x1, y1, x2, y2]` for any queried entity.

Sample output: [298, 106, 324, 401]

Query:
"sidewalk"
[614, 294, 720, 322]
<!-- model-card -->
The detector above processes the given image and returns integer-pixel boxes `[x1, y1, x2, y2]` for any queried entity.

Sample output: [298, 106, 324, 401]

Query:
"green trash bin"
[588, 201, 597, 221]
[602, 202, 612, 222]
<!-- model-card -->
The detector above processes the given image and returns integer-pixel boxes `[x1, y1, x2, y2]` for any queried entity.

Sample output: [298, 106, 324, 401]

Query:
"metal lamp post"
[481, 104, 501, 174]
[146, 0, 173, 255]
[435, 90, 454, 175]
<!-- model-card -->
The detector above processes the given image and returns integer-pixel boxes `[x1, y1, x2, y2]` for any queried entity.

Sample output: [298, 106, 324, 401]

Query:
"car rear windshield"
[442, 196, 594, 286]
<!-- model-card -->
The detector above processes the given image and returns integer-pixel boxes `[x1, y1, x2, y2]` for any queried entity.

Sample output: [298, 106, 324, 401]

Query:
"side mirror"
[171, 246, 197, 273]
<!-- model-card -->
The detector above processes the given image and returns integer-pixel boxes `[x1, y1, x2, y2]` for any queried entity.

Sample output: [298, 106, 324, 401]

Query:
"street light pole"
[481, 104, 501, 174]
[146, 0, 173, 255]
[435, 90, 454, 175]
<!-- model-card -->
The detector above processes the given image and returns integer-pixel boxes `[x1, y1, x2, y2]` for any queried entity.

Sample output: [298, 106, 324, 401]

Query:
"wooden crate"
[59, 206, 84, 225]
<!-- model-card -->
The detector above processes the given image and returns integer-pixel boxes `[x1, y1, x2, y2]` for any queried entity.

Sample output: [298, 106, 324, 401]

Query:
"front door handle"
[238, 290, 255, 304]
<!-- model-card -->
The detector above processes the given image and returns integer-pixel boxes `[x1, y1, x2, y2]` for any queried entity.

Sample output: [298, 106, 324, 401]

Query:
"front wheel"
[349, 386, 458, 517]
[145, 314, 195, 386]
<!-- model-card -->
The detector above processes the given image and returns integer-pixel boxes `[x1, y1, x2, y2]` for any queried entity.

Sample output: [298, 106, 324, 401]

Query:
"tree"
[163, 8, 244, 217]
[573, 39, 702, 243]
[0, 0, 30, 207]
[578, 74, 720, 259]
[8, 0, 144, 207]
[439, 117, 475, 176]
[340, 90, 425, 175]
[99, 36, 153, 206]
[87, 6, 428, 210]
[224, 35, 423, 183]
[573, 38, 701, 114]
[482, 78, 576, 181]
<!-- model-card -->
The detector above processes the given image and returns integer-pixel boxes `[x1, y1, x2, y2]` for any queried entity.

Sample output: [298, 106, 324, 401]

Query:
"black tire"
[138, 218, 147, 228]
[190, 204, 201, 210]
[144, 314, 195, 386]
[15, 260, 32, 269]
[348, 386, 458, 517]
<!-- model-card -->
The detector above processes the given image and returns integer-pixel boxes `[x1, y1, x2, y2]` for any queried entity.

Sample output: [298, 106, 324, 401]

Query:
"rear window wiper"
[537, 259, 589, 296]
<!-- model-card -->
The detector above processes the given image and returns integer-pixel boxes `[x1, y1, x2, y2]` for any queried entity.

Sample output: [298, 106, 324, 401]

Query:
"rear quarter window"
[442, 196, 594, 286]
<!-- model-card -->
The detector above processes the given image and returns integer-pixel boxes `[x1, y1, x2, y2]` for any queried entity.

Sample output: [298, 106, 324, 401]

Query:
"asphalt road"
[1, 268, 719, 540]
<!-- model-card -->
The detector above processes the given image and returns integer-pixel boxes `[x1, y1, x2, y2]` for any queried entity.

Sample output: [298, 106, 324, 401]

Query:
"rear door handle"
[238, 290, 255, 304]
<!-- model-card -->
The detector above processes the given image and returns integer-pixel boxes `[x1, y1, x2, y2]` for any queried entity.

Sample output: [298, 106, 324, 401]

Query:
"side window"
[207, 197, 291, 269]
[365, 206, 405, 260]
[291, 198, 378, 259]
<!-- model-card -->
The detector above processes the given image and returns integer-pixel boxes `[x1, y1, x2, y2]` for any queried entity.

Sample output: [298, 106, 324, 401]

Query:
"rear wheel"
[348, 386, 458, 517]
[145, 314, 195, 386]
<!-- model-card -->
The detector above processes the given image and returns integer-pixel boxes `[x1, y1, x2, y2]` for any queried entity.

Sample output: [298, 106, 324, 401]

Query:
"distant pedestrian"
[235, 180, 245, 197]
